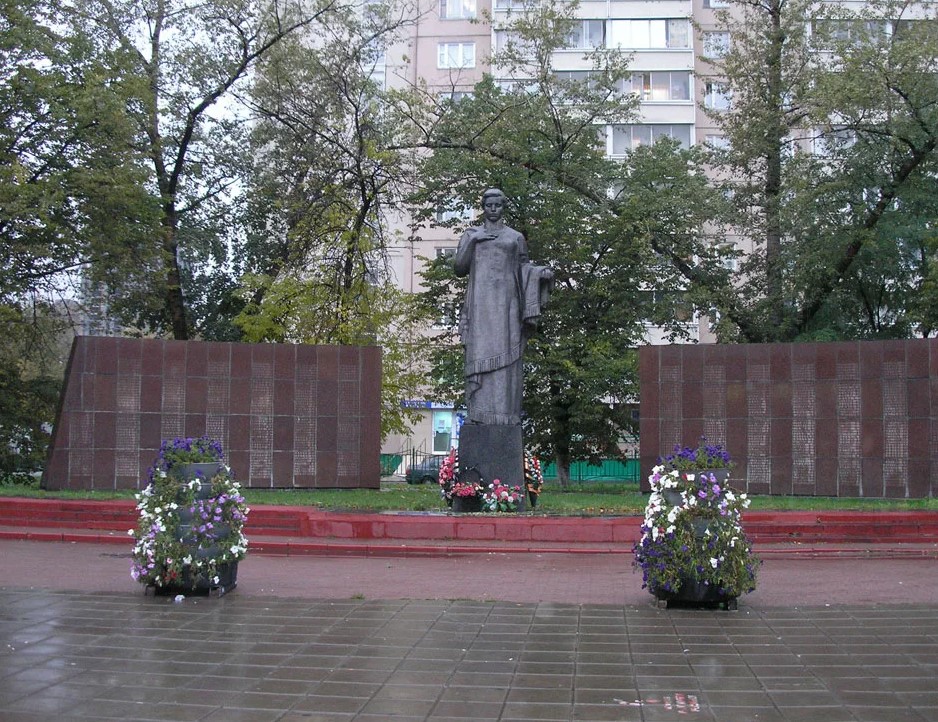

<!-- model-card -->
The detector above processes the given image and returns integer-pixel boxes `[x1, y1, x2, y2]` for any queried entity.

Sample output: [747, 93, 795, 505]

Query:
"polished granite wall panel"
[639, 339, 937, 497]
[43, 337, 381, 490]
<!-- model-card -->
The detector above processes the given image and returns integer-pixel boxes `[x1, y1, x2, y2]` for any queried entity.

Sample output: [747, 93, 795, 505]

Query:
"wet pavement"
[1, 540, 938, 721]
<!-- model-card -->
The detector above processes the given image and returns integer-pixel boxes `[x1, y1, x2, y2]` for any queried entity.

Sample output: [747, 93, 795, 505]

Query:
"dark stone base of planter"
[451, 496, 483, 514]
[147, 561, 238, 598]
[652, 578, 737, 610]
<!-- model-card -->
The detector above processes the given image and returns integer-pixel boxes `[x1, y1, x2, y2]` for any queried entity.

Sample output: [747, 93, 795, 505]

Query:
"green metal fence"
[540, 458, 640, 483]
[380, 454, 403, 476]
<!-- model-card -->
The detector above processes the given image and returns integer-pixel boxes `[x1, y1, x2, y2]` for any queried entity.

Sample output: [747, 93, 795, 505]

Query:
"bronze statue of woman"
[454, 189, 553, 426]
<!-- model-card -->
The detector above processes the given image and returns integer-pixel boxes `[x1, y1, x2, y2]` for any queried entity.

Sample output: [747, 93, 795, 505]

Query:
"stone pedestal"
[459, 423, 524, 490]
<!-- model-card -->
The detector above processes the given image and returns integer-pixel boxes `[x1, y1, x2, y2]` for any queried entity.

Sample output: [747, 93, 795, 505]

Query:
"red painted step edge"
[2, 498, 938, 545]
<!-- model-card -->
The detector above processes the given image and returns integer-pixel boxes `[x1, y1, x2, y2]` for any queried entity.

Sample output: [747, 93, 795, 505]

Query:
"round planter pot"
[663, 489, 684, 507]
[171, 462, 223, 483]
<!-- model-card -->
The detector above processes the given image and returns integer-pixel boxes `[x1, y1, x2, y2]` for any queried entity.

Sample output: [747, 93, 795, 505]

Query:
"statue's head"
[482, 188, 506, 204]
[481, 188, 506, 222]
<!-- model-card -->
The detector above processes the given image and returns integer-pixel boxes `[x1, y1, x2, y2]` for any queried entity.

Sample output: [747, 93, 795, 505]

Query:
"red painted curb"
[2, 497, 938, 552]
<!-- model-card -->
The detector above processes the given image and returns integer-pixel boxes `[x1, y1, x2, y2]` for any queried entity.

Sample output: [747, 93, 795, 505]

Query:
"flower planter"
[132, 436, 248, 597]
[451, 495, 483, 513]
[634, 446, 757, 608]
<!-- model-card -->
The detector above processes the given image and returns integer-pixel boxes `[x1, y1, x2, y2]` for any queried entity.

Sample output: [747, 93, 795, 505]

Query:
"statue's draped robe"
[454, 225, 551, 425]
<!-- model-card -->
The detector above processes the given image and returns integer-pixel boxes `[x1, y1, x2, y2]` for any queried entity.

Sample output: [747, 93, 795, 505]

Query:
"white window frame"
[628, 70, 691, 101]
[703, 31, 731, 58]
[609, 19, 691, 49]
[440, 0, 476, 19]
[611, 124, 692, 153]
[705, 134, 730, 150]
[436, 204, 474, 223]
[565, 19, 606, 49]
[438, 90, 473, 104]
[438, 42, 476, 69]
[704, 81, 732, 110]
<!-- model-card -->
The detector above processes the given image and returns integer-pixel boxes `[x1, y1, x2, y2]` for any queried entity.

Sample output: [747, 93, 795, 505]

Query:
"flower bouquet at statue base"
[439, 447, 541, 512]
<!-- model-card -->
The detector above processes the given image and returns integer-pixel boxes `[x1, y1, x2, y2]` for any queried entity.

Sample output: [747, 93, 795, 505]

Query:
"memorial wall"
[42, 337, 382, 490]
[639, 339, 938, 497]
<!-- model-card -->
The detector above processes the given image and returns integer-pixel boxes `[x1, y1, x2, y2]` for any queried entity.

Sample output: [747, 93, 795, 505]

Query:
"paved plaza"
[1, 540, 938, 721]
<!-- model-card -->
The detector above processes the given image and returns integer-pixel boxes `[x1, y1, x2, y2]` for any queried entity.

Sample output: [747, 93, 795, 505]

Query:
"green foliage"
[0, 0, 159, 306]
[0, 303, 66, 475]
[50, 0, 353, 339]
[235, 273, 429, 441]
[235, 6, 426, 440]
[701, 0, 938, 341]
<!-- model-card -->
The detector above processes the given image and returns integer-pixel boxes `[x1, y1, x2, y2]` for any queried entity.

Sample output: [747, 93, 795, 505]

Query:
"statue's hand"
[471, 230, 496, 243]
[542, 268, 554, 281]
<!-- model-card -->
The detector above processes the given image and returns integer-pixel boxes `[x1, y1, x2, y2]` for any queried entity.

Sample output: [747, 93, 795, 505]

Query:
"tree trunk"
[763, 2, 785, 338]
[550, 391, 572, 489]
[554, 447, 571, 489]
[161, 205, 189, 340]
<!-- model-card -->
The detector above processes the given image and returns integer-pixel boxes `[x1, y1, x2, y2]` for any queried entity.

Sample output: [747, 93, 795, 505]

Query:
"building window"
[705, 134, 730, 150]
[436, 202, 473, 223]
[440, 0, 476, 19]
[813, 127, 855, 156]
[609, 19, 690, 49]
[704, 82, 732, 110]
[432, 411, 454, 452]
[626, 71, 691, 101]
[494, 29, 526, 52]
[565, 19, 605, 49]
[704, 0, 728, 7]
[640, 290, 694, 322]
[438, 90, 473, 104]
[493, 0, 527, 8]
[703, 31, 731, 57]
[812, 19, 891, 49]
[496, 77, 537, 93]
[611, 124, 692, 153]
[554, 70, 597, 87]
[438, 42, 476, 68]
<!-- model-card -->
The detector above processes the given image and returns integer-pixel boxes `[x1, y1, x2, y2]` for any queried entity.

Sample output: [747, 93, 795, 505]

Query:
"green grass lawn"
[2, 477, 937, 514]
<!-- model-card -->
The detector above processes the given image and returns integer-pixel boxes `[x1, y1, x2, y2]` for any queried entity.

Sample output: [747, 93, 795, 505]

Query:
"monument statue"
[454, 188, 553, 426]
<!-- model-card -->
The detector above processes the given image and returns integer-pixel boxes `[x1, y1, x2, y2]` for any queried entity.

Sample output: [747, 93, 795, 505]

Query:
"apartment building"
[380, 0, 727, 458]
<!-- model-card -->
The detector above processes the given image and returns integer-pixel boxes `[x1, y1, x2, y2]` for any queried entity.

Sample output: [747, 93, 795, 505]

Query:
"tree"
[697, 0, 938, 341]
[0, 302, 67, 476]
[233, 0, 428, 440]
[0, 0, 157, 309]
[399, 2, 724, 482]
[1, 0, 160, 471]
[61, 0, 357, 339]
